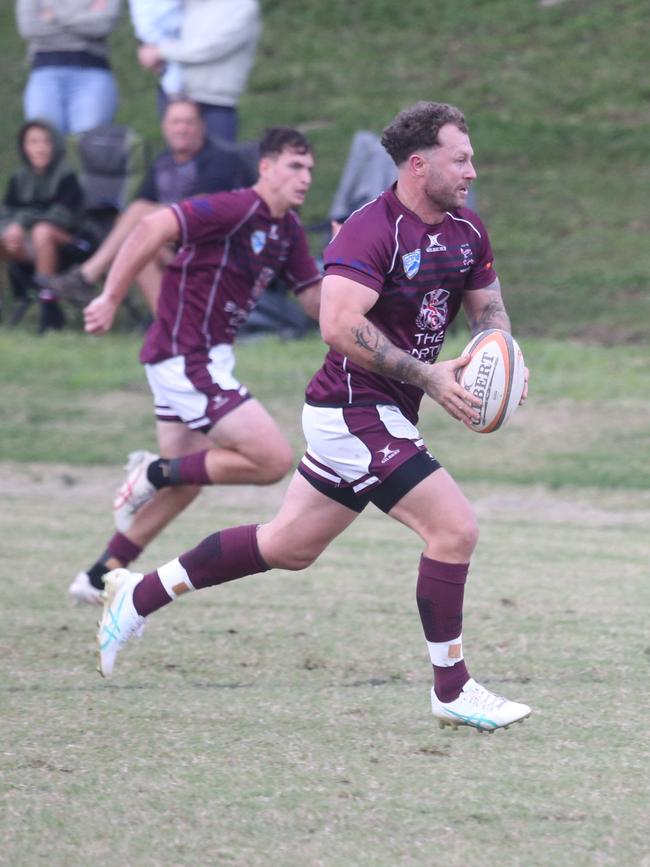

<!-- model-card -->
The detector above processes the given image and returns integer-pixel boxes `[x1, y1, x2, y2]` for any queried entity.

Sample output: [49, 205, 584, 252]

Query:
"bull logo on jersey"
[251, 230, 266, 255]
[415, 287, 450, 332]
[402, 249, 421, 280]
[251, 266, 275, 300]
[459, 243, 474, 271]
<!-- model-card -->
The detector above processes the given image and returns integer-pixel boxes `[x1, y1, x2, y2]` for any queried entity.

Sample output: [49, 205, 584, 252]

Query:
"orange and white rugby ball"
[457, 329, 525, 434]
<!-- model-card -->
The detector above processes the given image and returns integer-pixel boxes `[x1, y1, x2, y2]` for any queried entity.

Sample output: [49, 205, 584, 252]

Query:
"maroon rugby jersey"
[140, 188, 321, 364]
[305, 186, 497, 423]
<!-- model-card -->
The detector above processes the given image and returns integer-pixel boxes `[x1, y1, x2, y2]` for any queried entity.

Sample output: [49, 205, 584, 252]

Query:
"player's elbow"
[319, 307, 344, 350]
[138, 208, 179, 246]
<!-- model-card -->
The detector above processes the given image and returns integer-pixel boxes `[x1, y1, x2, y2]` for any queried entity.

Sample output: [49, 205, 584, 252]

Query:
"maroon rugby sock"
[132, 524, 269, 616]
[147, 450, 211, 488]
[416, 555, 470, 703]
[106, 532, 143, 566]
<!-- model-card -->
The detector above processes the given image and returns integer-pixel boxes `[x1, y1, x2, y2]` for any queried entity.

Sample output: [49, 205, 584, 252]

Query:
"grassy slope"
[1, 1, 649, 338]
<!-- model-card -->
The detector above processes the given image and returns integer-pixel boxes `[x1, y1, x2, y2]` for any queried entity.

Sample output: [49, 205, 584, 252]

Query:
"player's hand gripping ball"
[457, 328, 526, 433]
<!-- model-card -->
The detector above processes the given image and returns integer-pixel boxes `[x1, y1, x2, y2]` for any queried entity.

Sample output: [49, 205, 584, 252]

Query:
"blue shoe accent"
[99, 591, 126, 650]
[445, 708, 498, 731]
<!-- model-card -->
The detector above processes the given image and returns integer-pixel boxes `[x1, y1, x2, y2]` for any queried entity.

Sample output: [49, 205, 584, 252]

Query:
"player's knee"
[270, 547, 317, 572]
[428, 514, 479, 560]
[453, 515, 479, 558]
[30, 222, 55, 244]
[127, 199, 158, 218]
[258, 442, 294, 484]
[259, 527, 320, 571]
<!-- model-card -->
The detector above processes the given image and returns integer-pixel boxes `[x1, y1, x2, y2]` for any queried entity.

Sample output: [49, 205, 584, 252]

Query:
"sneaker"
[47, 267, 96, 307]
[97, 568, 146, 678]
[68, 571, 104, 606]
[431, 678, 531, 733]
[112, 450, 158, 532]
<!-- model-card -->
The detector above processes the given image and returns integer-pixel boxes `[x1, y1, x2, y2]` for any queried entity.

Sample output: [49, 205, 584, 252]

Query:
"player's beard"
[424, 179, 466, 213]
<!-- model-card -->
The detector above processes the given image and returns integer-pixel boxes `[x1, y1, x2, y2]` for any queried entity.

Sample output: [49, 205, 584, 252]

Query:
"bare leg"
[0, 239, 32, 264]
[388, 468, 478, 562]
[257, 471, 360, 569]
[203, 399, 294, 485]
[119, 399, 295, 553]
[118, 421, 210, 552]
[30, 222, 73, 276]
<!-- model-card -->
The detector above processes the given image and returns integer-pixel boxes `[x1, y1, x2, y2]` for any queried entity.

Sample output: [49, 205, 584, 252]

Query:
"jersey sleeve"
[171, 190, 255, 248]
[323, 204, 390, 293]
[464, 212, 498, 290]
[279, 213, 322, 294]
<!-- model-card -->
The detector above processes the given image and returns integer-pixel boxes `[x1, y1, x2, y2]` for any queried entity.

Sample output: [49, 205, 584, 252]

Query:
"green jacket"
[0, 119, 84, 235]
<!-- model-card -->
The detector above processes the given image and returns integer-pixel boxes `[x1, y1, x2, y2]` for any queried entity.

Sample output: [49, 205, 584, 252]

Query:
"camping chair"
[7, 124, 149, 328]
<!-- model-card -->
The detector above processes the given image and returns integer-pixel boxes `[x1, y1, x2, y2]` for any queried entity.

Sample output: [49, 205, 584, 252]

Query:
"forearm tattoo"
[470, 297, 511, 334]
[352, 322, 426, 388]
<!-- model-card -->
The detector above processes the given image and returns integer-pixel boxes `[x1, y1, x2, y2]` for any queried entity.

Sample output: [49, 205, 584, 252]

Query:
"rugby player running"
[69, 128, 321, 606]
[95, 102, 531, 734]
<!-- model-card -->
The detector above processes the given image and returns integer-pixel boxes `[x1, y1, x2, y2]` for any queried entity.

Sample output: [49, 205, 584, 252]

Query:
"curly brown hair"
[381, 102, 468, 166]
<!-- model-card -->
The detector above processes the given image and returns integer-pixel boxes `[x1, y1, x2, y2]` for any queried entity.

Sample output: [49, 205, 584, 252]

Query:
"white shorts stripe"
[301, 453, 342, 484]
[352, 475, 380, 493]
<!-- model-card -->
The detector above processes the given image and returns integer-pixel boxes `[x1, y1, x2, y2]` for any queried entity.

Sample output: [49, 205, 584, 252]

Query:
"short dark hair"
[381, 102, 468, 166]
[163, 96, 203, 119]
[259, 127, 312, 158]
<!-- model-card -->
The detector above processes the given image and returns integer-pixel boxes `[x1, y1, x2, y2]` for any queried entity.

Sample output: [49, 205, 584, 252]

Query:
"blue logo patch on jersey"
[251, 230, 266, 255]
[191, 197, 216, 218]
[402, 249, 421, 280]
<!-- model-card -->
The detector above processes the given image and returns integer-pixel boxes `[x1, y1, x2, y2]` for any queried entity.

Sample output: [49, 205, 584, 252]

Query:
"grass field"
[1, 332, 649, 866]
[1, 0, 649, 861]
[2, 469, 649, 866]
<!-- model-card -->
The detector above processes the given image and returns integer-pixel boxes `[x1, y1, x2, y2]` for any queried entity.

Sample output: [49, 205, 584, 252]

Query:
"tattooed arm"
[462, 277, 511, 335]
[462, 277, 529, 402]
[319, 274, 481, 425]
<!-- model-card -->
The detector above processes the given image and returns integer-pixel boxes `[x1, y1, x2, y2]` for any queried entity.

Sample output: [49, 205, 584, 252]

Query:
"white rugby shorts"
[145, 345, 250, 432]
[301, 403, 427, 494]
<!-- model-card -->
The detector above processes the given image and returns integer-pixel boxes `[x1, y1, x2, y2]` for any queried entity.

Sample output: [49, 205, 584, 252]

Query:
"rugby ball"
[457, 329, 525, 434]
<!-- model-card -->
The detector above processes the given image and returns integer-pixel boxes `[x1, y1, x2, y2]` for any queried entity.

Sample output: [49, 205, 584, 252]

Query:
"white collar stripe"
[445, 211, 482, 239]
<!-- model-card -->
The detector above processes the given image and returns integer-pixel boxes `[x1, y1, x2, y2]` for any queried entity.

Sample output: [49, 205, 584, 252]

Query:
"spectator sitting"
[16, 0, 121, 136]
[136, 0, 261, 144]
[0, 119, 83, 333]
[48, 97, 251, 313]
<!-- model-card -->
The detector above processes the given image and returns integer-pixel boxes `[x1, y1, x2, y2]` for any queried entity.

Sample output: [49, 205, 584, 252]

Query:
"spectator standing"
[128, 0, 184, 98]
[136, 0, 261, 143]
[0, 119, 84, 332]
[16, 0, 121, 136]
[47, 98, 250, 313]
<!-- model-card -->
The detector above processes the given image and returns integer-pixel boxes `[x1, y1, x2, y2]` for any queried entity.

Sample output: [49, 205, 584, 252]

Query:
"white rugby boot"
[68, 571, 103, 606]
[112, 450, 158, 532]
[431, 678, 531, 733]
[97, 569, 146, 678]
